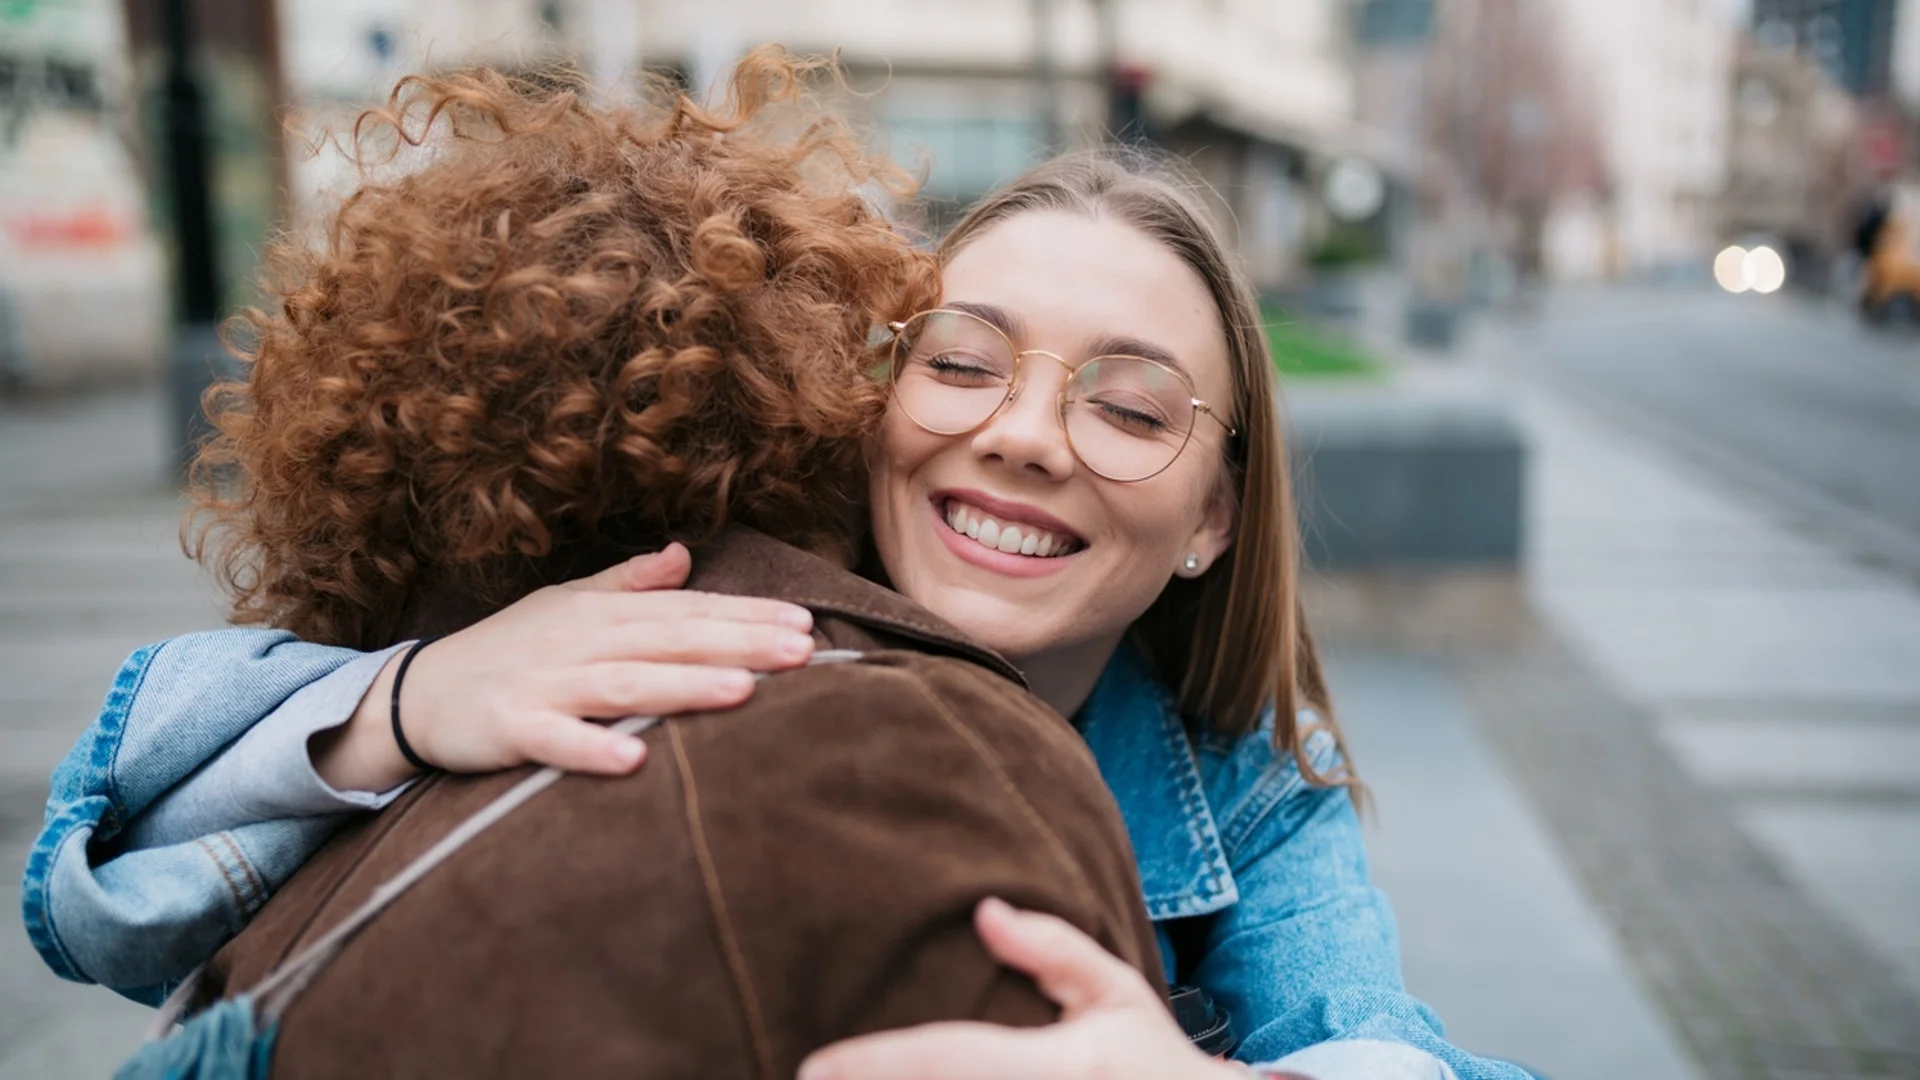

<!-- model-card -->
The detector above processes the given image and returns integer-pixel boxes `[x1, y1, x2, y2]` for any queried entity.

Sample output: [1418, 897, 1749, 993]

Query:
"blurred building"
[1752, 0, 1901, 98]
[1729, 0, 1920, 285]
[0, 0, 164, 386]
[1355, 0, 1738, 285]
[1550, 0, 1736, 277]
[270, 0, 1377, 292]
[1900, 0, 1920, 109]
[1721, 38, 1861, 279]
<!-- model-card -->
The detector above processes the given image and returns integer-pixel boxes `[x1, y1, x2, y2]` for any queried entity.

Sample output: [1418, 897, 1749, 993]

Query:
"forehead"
[941, 212, 1232, 399]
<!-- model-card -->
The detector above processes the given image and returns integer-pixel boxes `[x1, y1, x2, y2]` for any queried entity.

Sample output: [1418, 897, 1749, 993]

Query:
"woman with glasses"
[24, 64, 1527, 1080]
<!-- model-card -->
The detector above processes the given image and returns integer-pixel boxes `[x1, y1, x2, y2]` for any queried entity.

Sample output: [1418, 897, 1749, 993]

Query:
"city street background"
[4, 0, 1920, 1078]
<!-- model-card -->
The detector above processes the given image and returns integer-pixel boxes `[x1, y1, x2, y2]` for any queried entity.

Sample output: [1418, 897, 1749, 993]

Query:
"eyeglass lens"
[891, 310, 1198, 482]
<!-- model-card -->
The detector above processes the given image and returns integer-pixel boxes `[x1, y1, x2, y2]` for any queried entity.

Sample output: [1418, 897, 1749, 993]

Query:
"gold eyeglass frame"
[885, 308, 1238, 483]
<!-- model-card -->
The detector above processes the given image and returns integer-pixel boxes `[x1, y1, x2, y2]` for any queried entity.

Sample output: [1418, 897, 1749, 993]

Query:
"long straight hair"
[938, 151, 1356, 793]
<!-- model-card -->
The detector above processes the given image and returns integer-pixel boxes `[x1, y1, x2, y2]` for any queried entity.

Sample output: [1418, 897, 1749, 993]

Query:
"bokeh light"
[1713, 244, 1789, 295]
[1746, 246, 1788, 294]
[1714, 246, 1752, 293]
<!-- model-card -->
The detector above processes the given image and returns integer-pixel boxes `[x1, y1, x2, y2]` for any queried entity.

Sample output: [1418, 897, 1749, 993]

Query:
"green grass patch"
[1262, 307, 1385, 380]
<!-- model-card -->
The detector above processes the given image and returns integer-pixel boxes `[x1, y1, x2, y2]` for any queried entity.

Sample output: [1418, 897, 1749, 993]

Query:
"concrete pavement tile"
[1528, 553, 1884, 590]
[1657, 712, 1920, 793]
[1532, 586, 1920, 701]
[1329, 650, 1704, 1080]
[1736, 802, 1920, 999]
[1457, 637, 1920, 1079]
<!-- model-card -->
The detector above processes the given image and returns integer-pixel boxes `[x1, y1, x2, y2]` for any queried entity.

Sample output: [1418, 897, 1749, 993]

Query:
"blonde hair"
[939, 151, 1357, 793]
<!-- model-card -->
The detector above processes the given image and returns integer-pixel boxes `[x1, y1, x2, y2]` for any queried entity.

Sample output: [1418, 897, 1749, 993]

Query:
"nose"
[969, 354, 1077, 480]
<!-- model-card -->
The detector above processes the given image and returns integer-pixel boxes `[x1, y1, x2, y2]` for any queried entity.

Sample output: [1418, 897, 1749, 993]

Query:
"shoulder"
[1197, 706, 1350, 861]
[752, 651, 1102, 774]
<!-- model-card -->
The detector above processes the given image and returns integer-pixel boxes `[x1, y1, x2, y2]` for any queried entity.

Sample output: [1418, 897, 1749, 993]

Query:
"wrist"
[311, 648, 419, 794]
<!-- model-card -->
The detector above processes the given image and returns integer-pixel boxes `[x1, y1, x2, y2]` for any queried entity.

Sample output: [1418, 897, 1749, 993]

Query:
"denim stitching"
[1220, 724, 1341, 858]
[20, 643, 162, 985]
[1151, 714, 1234, 920]
[20, 805, 104, 983]
[1137, 676, 1235, 921]
[195, 835, 251, 916]
[210, 831, 267, 913]
[1216, 706, 1291, 855]
[95, 642, 161, 826]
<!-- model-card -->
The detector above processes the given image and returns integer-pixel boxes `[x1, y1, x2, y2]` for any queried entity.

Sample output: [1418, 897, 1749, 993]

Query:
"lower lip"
[928, 499, 1080, 579]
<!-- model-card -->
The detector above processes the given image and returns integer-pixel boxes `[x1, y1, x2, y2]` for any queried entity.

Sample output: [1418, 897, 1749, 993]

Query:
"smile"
[939, 497, 1086, 559]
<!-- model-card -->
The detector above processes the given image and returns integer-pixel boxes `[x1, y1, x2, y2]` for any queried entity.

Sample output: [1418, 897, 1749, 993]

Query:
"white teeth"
[941, 499, 1078, 559]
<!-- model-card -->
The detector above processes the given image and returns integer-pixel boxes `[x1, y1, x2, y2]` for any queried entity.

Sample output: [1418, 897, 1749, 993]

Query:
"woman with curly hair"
[28, 47, 1529, 1080]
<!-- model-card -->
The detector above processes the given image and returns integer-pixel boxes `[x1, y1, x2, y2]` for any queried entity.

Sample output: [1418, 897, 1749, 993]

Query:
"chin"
[915, 587, 1055, 661]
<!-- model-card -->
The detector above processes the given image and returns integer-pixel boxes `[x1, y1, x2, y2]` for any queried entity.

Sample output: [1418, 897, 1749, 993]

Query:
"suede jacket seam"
[900, 671, 1105, 919]
[668, 721, 776, 1080]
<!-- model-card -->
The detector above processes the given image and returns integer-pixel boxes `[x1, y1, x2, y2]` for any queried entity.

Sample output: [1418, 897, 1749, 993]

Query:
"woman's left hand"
[796, 898, 1246, 1080]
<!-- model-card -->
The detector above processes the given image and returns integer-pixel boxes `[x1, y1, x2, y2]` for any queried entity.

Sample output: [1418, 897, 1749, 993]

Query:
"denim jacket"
[24, 631, 1522, 1079]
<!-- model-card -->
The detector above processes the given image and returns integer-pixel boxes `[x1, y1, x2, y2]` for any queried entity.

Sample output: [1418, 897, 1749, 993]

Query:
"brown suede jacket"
[194, 526, 1162, 1079]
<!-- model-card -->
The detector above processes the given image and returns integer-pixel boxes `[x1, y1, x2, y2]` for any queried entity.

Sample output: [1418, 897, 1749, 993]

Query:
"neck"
[1011, 630, 1126, 721]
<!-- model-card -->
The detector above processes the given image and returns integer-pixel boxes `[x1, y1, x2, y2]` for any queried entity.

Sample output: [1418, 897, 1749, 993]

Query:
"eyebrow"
[944, 301, 1025, 341]
[943, 301, 1193, 379]
[1086, 334, 1191, 379]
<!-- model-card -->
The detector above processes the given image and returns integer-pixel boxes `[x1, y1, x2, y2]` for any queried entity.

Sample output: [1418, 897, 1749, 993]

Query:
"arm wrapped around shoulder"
[208, 651, 1163, 1080]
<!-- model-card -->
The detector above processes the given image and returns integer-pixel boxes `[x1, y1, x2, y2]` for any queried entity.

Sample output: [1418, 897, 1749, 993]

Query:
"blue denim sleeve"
[20, 629, 367, 1004]
[1194, 722, 1531, 1080]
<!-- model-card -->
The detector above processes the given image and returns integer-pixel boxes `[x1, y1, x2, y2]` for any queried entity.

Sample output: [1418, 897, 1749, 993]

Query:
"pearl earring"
[1183, 553, 1201, 573]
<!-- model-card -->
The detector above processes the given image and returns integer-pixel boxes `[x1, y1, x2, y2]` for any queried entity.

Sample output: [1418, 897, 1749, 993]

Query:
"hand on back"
[798, 899, 1245, 1080]
[312, 543, 816, 792]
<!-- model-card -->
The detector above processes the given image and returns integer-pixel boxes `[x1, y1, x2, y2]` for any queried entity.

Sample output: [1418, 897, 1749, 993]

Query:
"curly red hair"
[191, 48, 938, 649]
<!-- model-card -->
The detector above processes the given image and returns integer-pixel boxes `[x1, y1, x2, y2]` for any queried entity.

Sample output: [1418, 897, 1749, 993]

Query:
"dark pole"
[1092, 0, 1118, 141]
[160, 0, 225, 479]
[1031, 0, 1061, 153]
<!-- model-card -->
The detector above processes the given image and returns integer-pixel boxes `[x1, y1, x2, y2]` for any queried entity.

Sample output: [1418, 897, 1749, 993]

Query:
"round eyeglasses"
[886, 309, 1237, 483]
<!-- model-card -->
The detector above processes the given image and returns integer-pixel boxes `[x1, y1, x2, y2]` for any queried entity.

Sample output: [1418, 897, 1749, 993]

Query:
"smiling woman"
[871, 154, 1342, 776]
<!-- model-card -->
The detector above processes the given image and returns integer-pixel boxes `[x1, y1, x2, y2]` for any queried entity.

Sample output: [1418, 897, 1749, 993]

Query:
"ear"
[1176, 482, 1237, 579]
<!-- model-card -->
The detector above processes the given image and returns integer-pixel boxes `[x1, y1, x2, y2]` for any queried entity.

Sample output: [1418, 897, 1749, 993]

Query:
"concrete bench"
[1286, 388, 1526, 570]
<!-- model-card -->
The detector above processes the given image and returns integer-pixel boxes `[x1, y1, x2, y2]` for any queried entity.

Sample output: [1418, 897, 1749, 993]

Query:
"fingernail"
[777, 634, 813, 661]
[979, 896, 1013, 920]
[720, 670, 755, 696]
[797, 1058, 836, 1080]
[774, 606, 814, 631]
[612, 738, 645, 767]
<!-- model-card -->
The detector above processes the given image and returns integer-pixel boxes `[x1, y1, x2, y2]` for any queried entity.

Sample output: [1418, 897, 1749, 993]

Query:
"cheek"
[1108, 458, 1220, 558]
[874, 406, 930, 491]
[871, 407, 942, 532]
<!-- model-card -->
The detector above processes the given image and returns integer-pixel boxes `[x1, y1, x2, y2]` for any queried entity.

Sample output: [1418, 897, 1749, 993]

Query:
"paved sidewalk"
[1328, 647, 1704, 1080]
[0, 387, 224, 1079]
[1485, 370, 1920, 1079]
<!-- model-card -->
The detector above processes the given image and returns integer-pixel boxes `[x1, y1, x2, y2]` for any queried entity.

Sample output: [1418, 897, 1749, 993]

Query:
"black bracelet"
[390, 636, 441, 772]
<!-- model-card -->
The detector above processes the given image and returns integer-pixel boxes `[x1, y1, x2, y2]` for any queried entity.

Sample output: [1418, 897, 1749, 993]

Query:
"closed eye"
[1090, 400, 1171, 434]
